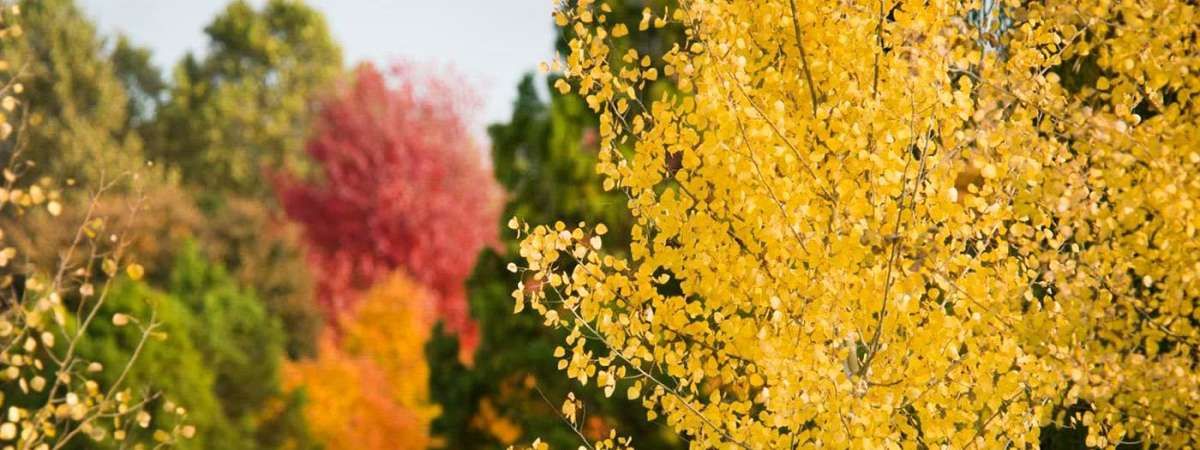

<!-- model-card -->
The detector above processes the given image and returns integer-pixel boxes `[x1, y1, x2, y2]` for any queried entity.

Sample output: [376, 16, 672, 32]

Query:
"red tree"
[275, 62, 502, 355]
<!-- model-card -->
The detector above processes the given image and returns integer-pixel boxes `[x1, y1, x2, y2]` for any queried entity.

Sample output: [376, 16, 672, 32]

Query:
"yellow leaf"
[554, 78, 572, 94]
[126, 263, 145, 281]
[627, 381, 641, 399]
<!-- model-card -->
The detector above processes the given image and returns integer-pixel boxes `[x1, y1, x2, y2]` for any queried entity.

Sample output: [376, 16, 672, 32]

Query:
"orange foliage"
[285, 275, 439, 449]
[470, 397, 522, 445]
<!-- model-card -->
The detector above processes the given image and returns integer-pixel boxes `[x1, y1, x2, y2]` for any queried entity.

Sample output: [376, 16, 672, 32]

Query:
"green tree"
[148, 0, 342, 198]
[110, 34, 166, 134]
[144, 0, 341, 357]
[0, 0, 147, 184]
[0, 1, 323, 446]
[75, 279, 232, 450]
[77, 243, 318, 450]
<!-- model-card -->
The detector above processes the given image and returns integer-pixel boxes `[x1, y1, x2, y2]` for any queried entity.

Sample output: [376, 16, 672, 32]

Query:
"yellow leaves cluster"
[518, 0, 1200, 448]
[0, 4, 20, 141]
[471, 396, 523, 445]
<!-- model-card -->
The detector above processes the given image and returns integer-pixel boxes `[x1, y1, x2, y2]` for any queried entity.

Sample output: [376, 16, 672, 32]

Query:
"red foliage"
[275, 62, 502, 355]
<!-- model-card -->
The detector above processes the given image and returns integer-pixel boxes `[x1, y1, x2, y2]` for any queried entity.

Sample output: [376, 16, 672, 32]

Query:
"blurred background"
[0, 0, 684, 448]
[79, 0, 557, 134]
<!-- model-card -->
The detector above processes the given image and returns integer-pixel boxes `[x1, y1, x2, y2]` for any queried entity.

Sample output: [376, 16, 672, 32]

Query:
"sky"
[78, 0, 557, 134]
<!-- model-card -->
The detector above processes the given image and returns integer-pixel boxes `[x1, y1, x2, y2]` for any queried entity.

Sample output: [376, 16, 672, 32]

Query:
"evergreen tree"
[109, 34, 165, 134]
[75, 280, 234, 450]
[76, 243, 318, 450]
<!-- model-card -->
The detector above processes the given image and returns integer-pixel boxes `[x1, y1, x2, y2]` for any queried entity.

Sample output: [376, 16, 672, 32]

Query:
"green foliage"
[110, 34, 166, 132]
[167, 241, 284, 419]
[201, 199, 321, 359]
[75, 280, 231, 450]
[492, 76, 630, 234]
[2, 0, 325, 446]
[76, 243, 317, 449]
[148, 0, 342, 198]
[2, 0, 146, 184]
[141, 0, 334, 357]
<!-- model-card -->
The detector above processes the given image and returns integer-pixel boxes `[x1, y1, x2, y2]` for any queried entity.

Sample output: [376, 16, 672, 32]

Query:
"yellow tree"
[514, 0, 1200, 448]
[284, 274, 439, 450]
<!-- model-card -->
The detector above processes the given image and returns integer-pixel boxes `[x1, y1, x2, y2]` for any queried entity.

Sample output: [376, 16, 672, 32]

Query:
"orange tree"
[279, 60, 503, 447]
[284, 275, 439, 450]
[514, 0, 1200, 448]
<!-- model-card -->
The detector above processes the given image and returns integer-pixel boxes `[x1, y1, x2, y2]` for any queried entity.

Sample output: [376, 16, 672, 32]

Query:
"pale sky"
[78, 0, 557, 134]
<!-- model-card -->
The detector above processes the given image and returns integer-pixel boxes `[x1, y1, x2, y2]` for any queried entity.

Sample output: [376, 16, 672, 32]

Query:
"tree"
[428, 2, 689, 447]
[0, 6, 191, 447]
[75, 279, 233, 450]
[110, 34, 165, 134]
[276, 62, 503, 357]
[515, 0, 1200, 448]
[165, 242, 295, 438]
[149, 0, 342, 198]
[429, 75, 681, 449]
[77, 242, 318, 450]
[0, 0, 147, 184]
[285, 274, 439, 450]
[143, 0, 340, 357]
[196, 197, 321, 359]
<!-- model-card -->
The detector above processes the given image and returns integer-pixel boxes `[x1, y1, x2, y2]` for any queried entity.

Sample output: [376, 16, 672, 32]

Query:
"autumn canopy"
[1, 0, 1198, 449]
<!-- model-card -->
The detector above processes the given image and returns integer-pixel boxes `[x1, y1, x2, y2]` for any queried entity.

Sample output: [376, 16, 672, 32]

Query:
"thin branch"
[787, 0, 822, 115]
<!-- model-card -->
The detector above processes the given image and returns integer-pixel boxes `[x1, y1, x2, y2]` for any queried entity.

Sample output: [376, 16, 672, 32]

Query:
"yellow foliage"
[286, 274, 438, 450]
[472, 397, 522, 445]
[517, 0, 1200, 448]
